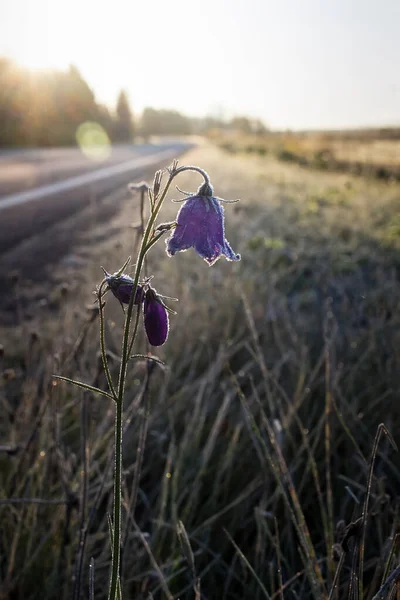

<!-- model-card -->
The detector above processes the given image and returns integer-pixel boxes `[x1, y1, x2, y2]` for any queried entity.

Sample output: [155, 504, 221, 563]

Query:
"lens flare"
[76, 122, 111, 161]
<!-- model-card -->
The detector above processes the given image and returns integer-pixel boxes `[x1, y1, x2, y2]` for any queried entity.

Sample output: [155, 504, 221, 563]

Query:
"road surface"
[0, 141, 192, 253]
[0, 141, 193, 321]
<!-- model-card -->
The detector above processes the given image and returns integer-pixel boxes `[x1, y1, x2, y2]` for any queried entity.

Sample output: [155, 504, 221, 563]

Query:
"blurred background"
[1, 0, 399, 143]
[1, 2, 400, 599]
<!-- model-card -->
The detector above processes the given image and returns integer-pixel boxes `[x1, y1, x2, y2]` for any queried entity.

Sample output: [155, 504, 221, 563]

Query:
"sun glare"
[12, 48, 65, 73]
[1, 1, 72, 71]
[1, 0, 399, 128]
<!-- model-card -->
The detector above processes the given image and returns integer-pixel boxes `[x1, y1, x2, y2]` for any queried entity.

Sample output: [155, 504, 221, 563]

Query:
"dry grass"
[0, 144, 399, 599]
[210, 130, 400, 181]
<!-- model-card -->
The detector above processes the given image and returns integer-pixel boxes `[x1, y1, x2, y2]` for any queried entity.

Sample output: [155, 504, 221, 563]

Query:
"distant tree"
[229, 116, 268, 135]
[230, 116, 253, 134]
[139, 107, 191, 138]
[97, 104, 116, 138]
[32, 65, 99, 146]
[253, 118, 269, 135]
[140, 108, 160, 138]
[0, 58, 270, 148]
[113, 90, 134, 143]
[0, 59, 27, 146]
[0, 58, 119, 147]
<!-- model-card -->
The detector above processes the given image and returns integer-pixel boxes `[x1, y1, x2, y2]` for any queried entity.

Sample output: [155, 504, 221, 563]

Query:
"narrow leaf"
[224, 528, 271, 599]
[129, 354, 166, 368]
[54, 375, 115, 401]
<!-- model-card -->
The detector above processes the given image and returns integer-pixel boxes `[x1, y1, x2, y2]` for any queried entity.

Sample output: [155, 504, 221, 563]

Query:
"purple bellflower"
[166, 182, 241, 266]
[102, 269, 143, 305]
[144, 288, 169, 346]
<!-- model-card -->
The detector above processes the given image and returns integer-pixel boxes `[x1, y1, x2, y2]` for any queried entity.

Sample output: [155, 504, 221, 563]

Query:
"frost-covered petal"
[144, 291, 169, 346]
[166, 195, 240, 265]
[194, 232, 221, 265]
[221, 238, 241, 262]
[166, 196, 206, 256]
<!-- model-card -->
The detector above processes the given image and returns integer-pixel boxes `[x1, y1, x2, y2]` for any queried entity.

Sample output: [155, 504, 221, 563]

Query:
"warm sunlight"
[0, 0, 211, 116]
[1, 0, 399, 128]
[1, 1, 74, 71]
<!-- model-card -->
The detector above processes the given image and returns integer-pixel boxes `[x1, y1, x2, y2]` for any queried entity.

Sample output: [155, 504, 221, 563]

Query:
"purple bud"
[144, 289, 169, 346]
[104, 271, 143, 305]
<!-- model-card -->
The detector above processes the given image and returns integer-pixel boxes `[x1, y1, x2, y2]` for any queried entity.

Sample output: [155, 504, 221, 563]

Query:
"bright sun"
[1, 1, 80, 72]
[0, 0, 209, 113]
[0, 0, 183, 110]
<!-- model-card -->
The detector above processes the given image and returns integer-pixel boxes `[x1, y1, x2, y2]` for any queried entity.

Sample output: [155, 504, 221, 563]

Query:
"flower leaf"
[129, 354, 166, 368]
[53, 375, 115, 401]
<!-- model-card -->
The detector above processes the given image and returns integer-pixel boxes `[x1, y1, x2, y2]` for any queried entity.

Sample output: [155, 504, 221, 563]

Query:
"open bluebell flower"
[144, 288, 169, 346]
[165, 183, 241, 266]
[102, 269, 143, 305]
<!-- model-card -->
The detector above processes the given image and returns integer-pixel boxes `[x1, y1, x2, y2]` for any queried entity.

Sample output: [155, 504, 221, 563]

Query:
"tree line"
[0, 59, 134, 147]
[0, 58, 267, 147]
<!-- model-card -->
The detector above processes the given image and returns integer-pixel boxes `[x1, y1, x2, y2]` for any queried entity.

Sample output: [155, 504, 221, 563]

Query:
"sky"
[0, 0, 399, 130]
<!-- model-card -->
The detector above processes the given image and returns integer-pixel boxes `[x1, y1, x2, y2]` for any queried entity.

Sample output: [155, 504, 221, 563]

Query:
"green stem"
[107, 197, 158, 600]
[108, 398, 123, 600]
[108, 163, 210, 600]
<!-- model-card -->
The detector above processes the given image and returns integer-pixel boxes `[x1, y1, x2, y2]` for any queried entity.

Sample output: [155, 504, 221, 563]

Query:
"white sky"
[0, 0, 399, 129]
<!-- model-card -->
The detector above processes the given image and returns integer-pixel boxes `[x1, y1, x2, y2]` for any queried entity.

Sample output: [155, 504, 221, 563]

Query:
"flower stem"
[108, 397, 123, 600]
[107, 163, 210, 600]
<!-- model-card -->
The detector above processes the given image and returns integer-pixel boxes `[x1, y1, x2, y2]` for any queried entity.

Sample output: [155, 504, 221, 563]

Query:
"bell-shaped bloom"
[144, 288, 169, 346]
[166, 196, 240, 266]
[104, 271, 143, 305]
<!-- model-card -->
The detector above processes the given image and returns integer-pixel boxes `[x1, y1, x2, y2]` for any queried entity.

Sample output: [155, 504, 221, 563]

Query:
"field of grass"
[211, 129, 400, 182]
[0, 144, 400, 599]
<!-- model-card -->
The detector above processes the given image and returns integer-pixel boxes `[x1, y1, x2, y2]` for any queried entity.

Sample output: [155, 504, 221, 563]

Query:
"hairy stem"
[108, 398, 123, 600]
[108, 163, 210, 600]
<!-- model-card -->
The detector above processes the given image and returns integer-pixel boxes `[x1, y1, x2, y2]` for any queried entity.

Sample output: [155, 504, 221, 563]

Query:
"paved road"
[0, 141, 194, 323]
[0, 141, 193, 254]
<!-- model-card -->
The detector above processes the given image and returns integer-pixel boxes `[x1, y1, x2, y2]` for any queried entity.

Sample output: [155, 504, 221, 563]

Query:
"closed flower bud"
[144, 288, 169, 346]
[103, 269, 143, 305]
